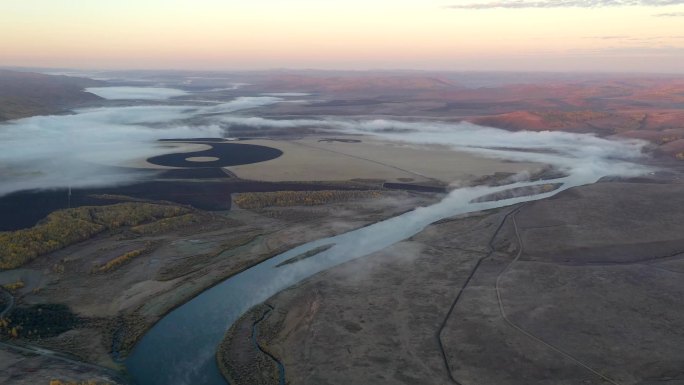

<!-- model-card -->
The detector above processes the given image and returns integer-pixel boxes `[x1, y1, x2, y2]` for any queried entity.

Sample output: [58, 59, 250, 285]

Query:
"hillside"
[0, 70, 104, 121]
[254, 73, 459, 95]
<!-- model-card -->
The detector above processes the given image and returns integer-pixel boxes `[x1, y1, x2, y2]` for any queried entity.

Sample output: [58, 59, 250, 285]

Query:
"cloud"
[653, 11, 684, 15]
[199, 97, 283, 115]
[120, 90, 654, 385]
[260, 92, 312, 97]
[565, 46, 684, 56]
[0, 85, 652, 203]
[215, 114, 650, 180]
[86, 86, 189, 100]
[219, 115, 323, 129]
[0, 89, 283, 196]
[584, 35, 631, 40]
[447, 0, 684, 9]
[201, 83, 250, 92]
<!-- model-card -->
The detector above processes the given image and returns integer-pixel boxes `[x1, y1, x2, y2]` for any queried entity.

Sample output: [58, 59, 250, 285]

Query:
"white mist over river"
[18, 87, 647, 384]
[0, 86, 654, 384]
[126, 167, 651, 385]
[0, 94, 282, 196]
[0, 85, 649, 197]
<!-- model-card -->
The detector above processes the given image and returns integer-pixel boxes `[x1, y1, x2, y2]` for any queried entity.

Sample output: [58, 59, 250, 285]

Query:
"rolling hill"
[0, 70, 104, 121]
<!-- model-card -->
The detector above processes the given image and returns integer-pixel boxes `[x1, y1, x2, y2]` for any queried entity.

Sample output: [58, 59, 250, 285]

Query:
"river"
[124, 167, 647, 385]
[0, 85, 652, 383]
[93, 88, 652, 385]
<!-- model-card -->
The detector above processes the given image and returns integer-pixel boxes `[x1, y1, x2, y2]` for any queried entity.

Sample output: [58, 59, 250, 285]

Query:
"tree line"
[0, 203, 190, 270]
[234, 190, 382, 209]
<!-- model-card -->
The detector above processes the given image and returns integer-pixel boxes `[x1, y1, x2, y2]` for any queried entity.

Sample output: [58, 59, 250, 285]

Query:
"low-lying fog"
[0, 86, 651, 198]
[122, 87, 652, 385]
[0, 94, 281, 196]
[86, 86, 190, 100]
[219, 115, 650, 180]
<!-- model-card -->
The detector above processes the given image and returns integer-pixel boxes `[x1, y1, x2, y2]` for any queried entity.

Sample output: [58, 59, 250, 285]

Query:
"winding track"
[436, 206, 521, 385]
[437, 206, 623, 385]
[494, 212, 622, 385]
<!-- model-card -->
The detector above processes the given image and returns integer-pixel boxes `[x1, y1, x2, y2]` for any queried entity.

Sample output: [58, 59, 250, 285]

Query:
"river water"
[106, 88, 654, 385]
[124, 167, 647, 384]
[0, 85, 652, 383]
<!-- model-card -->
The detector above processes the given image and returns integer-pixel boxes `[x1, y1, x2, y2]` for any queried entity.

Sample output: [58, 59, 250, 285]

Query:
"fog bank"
[0, 91, 283, 196]
[86, 86, 190, 100]
[0, 85, 652, 199]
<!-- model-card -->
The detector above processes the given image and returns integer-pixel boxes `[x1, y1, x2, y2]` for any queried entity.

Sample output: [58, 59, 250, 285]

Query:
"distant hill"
[255, 73, 460, 95]
[0, 70, 104, 121]
[464, 78, 684, 157]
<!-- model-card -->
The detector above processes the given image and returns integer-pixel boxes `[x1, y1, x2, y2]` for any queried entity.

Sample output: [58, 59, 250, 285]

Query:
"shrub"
[2, 280, 24, 292]
[94, 248, 146, 273]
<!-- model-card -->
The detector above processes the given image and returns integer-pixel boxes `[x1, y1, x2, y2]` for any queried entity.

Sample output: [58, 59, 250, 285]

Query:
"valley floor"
[221, 179, 684, 385]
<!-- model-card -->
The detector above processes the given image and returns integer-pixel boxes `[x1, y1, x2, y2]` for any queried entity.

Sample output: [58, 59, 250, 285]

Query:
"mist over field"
[0, 87, 652, 197]
[86, 86, 190, 100]
[0, 95, 282, 196]
[3, 0, 684, 383]
[219, 115, 651, 178]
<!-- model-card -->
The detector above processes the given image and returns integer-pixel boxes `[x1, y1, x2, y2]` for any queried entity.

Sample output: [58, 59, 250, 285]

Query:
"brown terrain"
[2, 69, 684, 384]
[221, 178, 684, 385]
[0, 70, 103, 121]
[249, 72, 684, 158]
[253, 73, 459, 95]
[0, 189, 439, 384]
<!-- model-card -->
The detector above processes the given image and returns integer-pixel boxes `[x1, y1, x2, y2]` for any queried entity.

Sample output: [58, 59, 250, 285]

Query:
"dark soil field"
[147, 142, 283, 168]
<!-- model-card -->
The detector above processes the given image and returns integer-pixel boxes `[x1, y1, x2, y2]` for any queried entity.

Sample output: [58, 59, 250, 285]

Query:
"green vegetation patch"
[0, 203, 191, 270]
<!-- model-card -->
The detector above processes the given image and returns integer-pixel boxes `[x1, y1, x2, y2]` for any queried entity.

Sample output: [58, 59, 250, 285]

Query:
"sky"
[2, 0, 684, 73]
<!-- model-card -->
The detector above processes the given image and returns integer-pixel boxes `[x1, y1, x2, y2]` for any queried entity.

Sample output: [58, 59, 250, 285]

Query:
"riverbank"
[219, 178, 684, 385]
[0, 132, 547, 384]
[216, 203, 510, 385]
[0, 341, 128, 385]
[0, 188, 440, 378]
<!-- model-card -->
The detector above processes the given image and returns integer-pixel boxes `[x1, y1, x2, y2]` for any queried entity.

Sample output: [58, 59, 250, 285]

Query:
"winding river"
[108, 87, 652, 384]
[124, 166, 644, 385]
[0, 85, 651, 384]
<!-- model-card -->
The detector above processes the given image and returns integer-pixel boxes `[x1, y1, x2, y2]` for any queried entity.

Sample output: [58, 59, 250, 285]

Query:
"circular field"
[147, 142, 283, 168]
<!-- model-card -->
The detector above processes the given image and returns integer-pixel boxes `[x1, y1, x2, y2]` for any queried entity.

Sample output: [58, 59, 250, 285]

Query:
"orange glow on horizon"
[2, 0, 684, 72]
